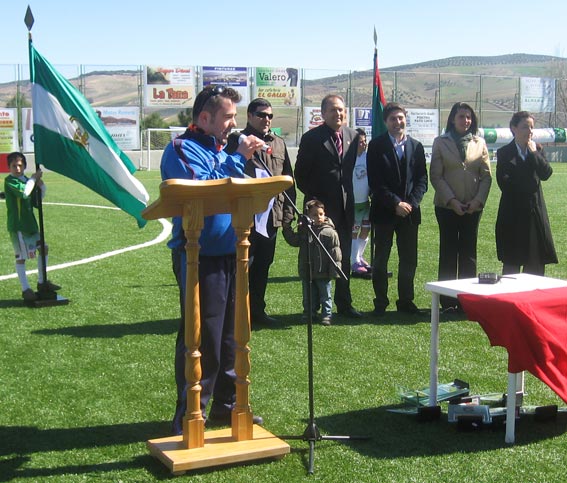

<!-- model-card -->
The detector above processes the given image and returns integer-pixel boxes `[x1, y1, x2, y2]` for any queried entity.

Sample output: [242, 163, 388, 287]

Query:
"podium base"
[147, 425, 289, 475]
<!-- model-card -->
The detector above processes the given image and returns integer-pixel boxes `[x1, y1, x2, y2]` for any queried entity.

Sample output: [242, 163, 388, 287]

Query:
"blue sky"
[3, 0, 567, 72]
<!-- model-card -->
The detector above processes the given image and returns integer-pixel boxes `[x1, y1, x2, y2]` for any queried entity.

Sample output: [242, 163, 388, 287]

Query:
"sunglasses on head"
[193, 85, 228, 116]
[253, 112, 274, 120]
[204, 85, 226, 98]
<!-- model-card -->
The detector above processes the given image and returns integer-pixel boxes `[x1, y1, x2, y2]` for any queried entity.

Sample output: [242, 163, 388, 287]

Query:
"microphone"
[238, 134, 272, 155]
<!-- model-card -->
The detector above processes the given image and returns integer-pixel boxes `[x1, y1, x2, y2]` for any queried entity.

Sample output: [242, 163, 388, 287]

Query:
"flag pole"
[369, 28, 392, 277]
[371, 26, 387, 140]
[25, 6, 67, 306]
[370, 27, 377, 268]
[370, 25, 378, 267]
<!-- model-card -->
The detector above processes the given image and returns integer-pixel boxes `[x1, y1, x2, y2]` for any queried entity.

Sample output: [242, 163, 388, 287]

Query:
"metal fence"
[1, 64, 566, 148]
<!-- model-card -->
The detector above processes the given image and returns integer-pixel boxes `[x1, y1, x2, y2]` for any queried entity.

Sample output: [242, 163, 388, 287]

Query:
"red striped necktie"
[333, 131, 343, 157]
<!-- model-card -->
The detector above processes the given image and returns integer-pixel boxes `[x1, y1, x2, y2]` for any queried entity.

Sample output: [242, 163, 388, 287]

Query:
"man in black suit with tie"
[366, 102, 428, 316]
[294, 94, 362, 318]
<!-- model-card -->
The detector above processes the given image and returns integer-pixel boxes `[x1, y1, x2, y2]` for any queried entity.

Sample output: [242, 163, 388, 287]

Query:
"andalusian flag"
[29, 41, 149, 227]
[371, 27, 387, 139]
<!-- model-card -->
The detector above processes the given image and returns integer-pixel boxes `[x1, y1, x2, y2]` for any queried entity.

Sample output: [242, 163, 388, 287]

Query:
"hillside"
[303, 54, 567, 108]
[2, 54, 566, 107]
[1, 54, 566, 135]
[383, 53, 566, 75]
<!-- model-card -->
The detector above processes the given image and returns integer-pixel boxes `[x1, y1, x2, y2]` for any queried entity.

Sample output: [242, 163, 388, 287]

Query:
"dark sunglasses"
[253, 112, 274, 120]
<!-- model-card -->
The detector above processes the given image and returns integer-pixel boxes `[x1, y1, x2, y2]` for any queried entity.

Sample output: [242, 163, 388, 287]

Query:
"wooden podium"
[142, 176, 292, 474]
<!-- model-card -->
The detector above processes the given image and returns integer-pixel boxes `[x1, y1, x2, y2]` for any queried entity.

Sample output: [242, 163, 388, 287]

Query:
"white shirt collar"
[389, 133, 406, 159]
[515, 142, 527, 160]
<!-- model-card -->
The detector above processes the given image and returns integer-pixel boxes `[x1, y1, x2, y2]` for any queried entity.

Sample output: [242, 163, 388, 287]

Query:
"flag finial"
[373, 26, 377, 48]
[24, 6, 34, 32]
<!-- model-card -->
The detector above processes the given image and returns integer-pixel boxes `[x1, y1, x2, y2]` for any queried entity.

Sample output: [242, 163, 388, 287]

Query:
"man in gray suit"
[294, 94, 362, 318]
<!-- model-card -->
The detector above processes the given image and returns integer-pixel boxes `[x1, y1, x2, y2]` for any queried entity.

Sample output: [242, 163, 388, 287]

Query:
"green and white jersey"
[3, 174, 40, 234]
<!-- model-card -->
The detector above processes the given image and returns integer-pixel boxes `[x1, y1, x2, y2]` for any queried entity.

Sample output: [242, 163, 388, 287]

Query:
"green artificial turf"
[1, 165, 567, 482]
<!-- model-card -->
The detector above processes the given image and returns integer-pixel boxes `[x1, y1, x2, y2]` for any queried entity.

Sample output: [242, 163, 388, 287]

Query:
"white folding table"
[425, 273, 567, 443]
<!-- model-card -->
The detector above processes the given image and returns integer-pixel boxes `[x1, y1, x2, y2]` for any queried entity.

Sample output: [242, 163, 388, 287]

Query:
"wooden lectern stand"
[142, 176, 292, 475]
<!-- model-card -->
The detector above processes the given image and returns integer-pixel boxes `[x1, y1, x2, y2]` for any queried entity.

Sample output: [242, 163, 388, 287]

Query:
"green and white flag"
[29, 41, 149, 227]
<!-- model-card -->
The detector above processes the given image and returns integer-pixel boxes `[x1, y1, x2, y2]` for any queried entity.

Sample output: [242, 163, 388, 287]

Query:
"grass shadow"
[362, 310, 432, 326]
[267, 276, 301, 284]
[253, 310, 436, 329]
[126, 283, 178, 289]
[32, 318, 179, 338]
[0, 299, 28, 309]
[0, 455, 171, 482]
[0, 420, 291, 481]
[313, 405, 567, 459]
[0, 420, 174, 482]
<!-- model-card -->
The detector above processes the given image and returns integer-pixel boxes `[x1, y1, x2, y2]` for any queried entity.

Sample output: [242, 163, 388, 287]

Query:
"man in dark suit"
[294, 94, 362, 318]
[366, 102, 428, 315]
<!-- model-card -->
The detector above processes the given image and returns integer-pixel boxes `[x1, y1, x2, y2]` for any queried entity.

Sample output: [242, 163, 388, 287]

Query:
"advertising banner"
[520, 77, 555, 113]
[22, 107, 140, 152]
[22, 108, 34, 153]
[202, 66, 249, 106]
[0, 108, 18, 153]
[303, 107, 324, 132]
[95, 107, 140, 150]
[353, 107, 372, 137]
[406, 108, 439, 147]
[406, 108, 439, 162]
[254, 67, 300, 107]
[144, 65, 195, 107]
[479, 127, 566, 145]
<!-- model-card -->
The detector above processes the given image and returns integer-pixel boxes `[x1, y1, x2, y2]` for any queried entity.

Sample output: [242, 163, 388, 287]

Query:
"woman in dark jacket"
[495, 111, 557, 275]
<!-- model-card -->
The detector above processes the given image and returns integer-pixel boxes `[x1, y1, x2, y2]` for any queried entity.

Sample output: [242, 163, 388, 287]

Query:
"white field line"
[0, 201, 172, 281]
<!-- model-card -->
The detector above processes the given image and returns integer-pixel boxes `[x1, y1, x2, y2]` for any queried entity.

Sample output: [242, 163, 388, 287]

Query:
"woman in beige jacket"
[430, 102, 492, 311]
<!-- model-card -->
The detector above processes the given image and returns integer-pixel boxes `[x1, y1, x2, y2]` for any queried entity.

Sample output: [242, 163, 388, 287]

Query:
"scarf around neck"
[449, 130, 473, 161]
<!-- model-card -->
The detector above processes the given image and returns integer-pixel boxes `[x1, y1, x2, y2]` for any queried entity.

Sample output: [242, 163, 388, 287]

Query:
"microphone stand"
[251, 153, 370, 475]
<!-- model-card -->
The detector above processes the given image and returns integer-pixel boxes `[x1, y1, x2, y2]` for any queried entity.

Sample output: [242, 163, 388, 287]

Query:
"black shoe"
[396, 301, 421, 314]
[252, 312, 279, 326]
[337, 307, 363, 319]
[351, 269, 372, 280]
[371, 307, 386, 317]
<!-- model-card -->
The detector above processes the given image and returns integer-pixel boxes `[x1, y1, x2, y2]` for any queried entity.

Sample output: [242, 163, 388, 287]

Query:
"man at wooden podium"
[160, 86, 266, 435]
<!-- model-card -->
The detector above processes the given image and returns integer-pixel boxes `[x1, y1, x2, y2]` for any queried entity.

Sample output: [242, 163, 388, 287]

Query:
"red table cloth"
[458, 287, 567, 403]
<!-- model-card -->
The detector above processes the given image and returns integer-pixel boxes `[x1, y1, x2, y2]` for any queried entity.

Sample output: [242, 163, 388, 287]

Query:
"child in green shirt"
[4, 152, 60, 301]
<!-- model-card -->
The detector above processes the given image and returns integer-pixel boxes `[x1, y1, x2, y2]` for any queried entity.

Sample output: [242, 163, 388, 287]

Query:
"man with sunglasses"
[226, 98, 296, 328]
[161, 86, 265, 434]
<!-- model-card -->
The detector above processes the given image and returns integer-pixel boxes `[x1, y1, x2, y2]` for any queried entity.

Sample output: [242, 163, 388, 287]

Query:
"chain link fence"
[2, 63, 566, 150]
